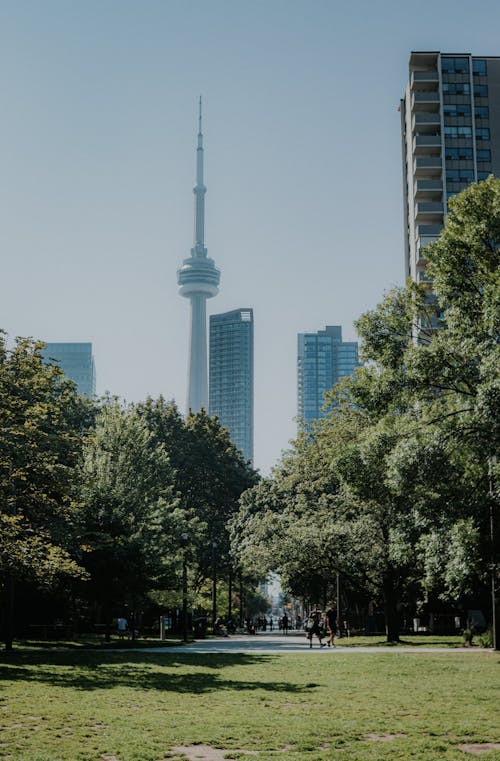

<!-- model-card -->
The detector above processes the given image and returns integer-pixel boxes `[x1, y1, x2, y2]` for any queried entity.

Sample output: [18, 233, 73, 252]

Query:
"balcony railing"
[415, 202, 444, 214]
[412, 91, 440, 111]
[414, 156, 442, 175]
[412, 113, 441, 132]
[411, 70, 439, 85]
[413, 135, 441, 156]
[415, 179, 443, 193]
[416, 224, 443, 240]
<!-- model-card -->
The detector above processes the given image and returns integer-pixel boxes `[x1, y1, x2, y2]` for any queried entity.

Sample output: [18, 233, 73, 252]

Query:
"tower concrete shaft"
[177, 98, 220, 412]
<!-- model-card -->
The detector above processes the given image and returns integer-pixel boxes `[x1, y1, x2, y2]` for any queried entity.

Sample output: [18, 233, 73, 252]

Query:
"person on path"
[306, 610, 326, 648]
[325, 602, 337, 648]
[282, 613, 289, 635]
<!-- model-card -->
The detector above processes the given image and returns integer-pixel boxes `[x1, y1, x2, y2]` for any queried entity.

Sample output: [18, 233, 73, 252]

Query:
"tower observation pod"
[177, 98, 220, 412]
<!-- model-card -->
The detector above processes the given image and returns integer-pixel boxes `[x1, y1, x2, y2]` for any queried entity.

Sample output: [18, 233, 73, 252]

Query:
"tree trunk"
[382, 575, 400, 643]
[2, 576, 15, 652]
[104, 607, 112, 643]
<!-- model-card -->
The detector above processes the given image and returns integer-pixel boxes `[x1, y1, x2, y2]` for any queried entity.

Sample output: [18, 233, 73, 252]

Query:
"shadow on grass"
[0, 652, 312, 695]
[14, 637, 183, 650]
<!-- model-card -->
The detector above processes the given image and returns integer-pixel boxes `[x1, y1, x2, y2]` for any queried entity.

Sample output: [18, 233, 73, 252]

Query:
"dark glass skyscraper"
[41, 342, 96, 398]
[209, 309, 254, 463]
[297, 325, 359, 425]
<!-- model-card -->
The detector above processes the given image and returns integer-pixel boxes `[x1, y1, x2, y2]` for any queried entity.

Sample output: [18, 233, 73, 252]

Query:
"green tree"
[135, 398, 258, 602]
[0, 333, 90, 651]
[79, 400, 187, 639]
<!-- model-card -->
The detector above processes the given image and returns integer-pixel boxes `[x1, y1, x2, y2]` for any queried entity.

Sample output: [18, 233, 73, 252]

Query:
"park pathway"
[127, 632, 478, 654]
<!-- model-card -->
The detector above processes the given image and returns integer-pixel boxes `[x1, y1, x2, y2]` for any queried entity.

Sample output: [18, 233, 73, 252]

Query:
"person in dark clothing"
[282, 613, 289, 635]
[325, 602, 337, 648]
[306, 610, 326, 648]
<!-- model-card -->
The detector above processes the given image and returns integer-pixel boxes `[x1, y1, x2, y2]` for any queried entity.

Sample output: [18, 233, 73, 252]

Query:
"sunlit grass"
[1, 649, 498, 760]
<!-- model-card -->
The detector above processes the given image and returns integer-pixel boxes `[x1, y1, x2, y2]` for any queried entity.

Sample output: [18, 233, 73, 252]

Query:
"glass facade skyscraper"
[41, 342, 96, 398]
[297, 325, 359, 425]
[209, 309, 253, 463]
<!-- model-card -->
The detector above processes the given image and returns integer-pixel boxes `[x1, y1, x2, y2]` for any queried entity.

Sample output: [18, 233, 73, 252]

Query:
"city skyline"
[2, 1, 500, 473]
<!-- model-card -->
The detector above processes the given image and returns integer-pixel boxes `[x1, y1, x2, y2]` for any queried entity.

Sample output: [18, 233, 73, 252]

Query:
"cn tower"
[177, 98, 220, 412]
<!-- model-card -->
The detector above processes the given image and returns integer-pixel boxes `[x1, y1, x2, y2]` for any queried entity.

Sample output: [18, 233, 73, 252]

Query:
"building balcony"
[416, 236, 439, 259]
[414, 202, 444, 223]
[414, 179, 443, 199]
[412, 113, 441, 133]
[416, 268, 433, 284]
[415, 224, 443, 241]
[412, 91, 440, 111]
[414, 156, 442, 175]
[411, 70, 439, 88]
[413, 134, 441, 155]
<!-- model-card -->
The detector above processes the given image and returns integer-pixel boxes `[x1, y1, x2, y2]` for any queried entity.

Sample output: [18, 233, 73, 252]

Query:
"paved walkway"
[124, 632, 480, 654]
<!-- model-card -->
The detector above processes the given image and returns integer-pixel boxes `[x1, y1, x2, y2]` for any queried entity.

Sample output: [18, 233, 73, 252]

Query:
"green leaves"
[232, 178, 499, 640]
[0, 333, 90, 589]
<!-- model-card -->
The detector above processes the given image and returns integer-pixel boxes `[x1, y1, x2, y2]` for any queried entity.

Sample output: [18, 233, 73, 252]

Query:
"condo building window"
[446, 169, 474, 182]
[442, 83, 470, 94]
[476, 128, 490, 140]
[445, 146, 473, 160]
[472, 59, 487, 76]
[441, 57, 469, 73]
[474, 84, 488, 97]
[444, 104, 471, 117]
[444, 126, 472, 137]
[475, 106, 489, 119]
[476, 149, 491, 160]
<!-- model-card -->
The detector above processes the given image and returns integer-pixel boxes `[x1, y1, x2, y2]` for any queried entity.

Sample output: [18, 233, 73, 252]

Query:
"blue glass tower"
[41, 342, 96, 397]
[209, 309, 254, 462]
[297, 326, 359, 424]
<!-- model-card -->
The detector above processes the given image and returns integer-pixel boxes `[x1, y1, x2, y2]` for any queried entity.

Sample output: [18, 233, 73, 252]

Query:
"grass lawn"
[0, 649, 498, 761]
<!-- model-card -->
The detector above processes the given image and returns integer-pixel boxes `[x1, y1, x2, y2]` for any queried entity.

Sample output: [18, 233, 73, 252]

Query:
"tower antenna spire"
[177, 98, 220, 413]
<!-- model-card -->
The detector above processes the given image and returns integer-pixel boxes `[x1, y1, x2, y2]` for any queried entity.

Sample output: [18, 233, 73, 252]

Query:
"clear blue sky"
[2, 0, 499, 473]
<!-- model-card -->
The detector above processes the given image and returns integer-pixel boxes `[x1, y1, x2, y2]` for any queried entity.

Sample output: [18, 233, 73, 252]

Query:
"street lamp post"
[228, 566, 233, 622]
[180, 532, 189, 643]
[488, 455, 498, 651]
[239, 572, 244, 628]
[212, 541, 217, 631]
[336, 572, 341, 638]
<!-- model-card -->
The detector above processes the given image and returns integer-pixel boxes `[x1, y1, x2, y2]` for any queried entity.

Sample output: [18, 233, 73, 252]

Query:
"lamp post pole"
[488, 455, 498, 651]
[180, 533, 189, 643]
[336, 572, 341, 638]
[239, 573, 244, 628]
[212, 541, 217, 631]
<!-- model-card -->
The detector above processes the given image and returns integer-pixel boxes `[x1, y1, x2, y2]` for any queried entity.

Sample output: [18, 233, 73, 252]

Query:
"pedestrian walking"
[325, 602, 337, 647]
[282, 613, 289, 635]
[305, 610, 326, 648]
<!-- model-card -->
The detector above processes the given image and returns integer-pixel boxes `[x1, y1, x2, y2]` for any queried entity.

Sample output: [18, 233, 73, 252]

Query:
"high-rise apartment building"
[209, 309, 254, 463]
[41, 342, 96, 397]
[400, 52, 500, 296]
[297, 325, 359, 425]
